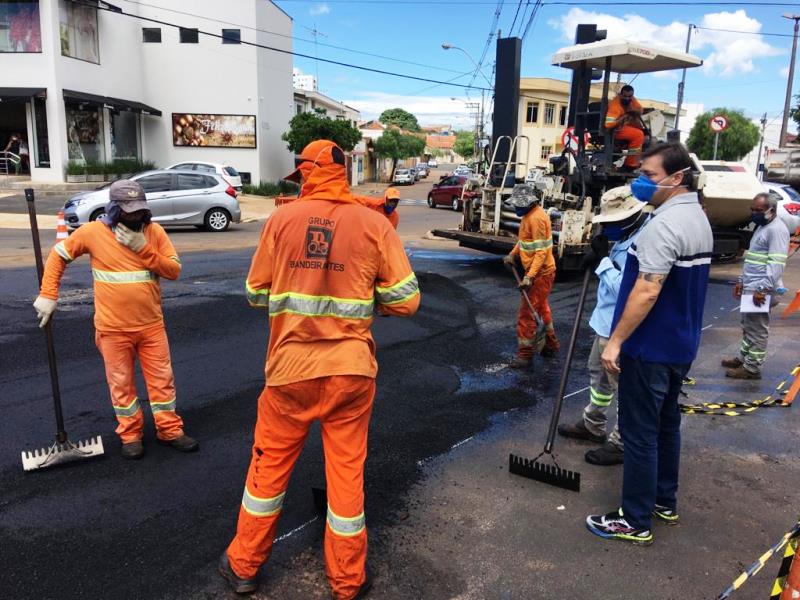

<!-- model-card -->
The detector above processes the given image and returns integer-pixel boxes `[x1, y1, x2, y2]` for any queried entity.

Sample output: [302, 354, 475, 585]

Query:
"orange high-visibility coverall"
[356, 195, 400, 229]
[40, 221, 184, 443]
[509, 204, 558, 359]
[605, 96, 645, 169]
[227, 141, 420, 600]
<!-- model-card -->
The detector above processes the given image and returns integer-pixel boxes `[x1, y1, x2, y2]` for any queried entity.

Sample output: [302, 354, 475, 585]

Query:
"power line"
[508, 0, 525, 36]
[82, 2, 492, 91]
[119, 0, 466, 74]
[520, 0, 543, 41]
[695, 25, 796, 38]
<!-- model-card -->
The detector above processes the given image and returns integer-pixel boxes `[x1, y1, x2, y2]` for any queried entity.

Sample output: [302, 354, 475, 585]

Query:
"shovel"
[509, 263, 547, 355]
[508, 267, 592, 492]
[21, 188, 104, 471]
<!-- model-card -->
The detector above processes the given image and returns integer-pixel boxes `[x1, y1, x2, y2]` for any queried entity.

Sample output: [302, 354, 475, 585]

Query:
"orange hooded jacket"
[247, 142, 420, 386]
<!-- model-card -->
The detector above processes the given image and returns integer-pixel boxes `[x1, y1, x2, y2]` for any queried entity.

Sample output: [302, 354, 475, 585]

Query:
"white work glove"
[519, 276, 533, 290]
[503, 254, 516, 266]
[33, 295, 57, 328]
[115, 223, 146, 253]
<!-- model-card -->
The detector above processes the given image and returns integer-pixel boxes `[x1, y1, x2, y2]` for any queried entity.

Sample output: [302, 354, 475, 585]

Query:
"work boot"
[721, 357, 743, 369]
[725, 366, 761, 380]
[121, 441, 144, 460]
[353, 567, 374, 599]
[218, 552, 257, 595]
[557, 420, 606, 443]
[585, 442, 624, 466]
[158, 434, 199, 452]
[508, 356, 532, 369]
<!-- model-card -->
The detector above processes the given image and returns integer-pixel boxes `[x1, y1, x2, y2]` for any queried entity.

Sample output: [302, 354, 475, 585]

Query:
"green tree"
[374, 129, 425, 179]
[378, 108, 421, 132]
[452, 130, 476, 160]
[281, 108, 361, 153]
[686, 108, 760, 161]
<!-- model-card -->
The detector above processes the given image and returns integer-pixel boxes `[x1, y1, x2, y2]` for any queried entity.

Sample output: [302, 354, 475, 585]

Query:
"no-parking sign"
[709, 115, 729, 133]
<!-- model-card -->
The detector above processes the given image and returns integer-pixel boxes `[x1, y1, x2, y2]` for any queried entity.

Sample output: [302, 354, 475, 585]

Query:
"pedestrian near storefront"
[586, 142, 712, 545]
[219, 140, 420, 599]
[33, 179, 198, 459]
[722, 192, 789, 380]
[503, 184, 559, 367]
[557, 186, 648, 466]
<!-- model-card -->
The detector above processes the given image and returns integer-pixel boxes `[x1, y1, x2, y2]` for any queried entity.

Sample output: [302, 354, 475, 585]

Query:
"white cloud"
[343, 92, 480, 129]
[781, 66, 790, 78]
[309, 3, 330, 16]
[549, 8, 781, 77]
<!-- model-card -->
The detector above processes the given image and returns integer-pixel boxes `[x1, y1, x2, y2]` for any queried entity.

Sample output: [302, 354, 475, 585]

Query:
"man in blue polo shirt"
[586, 142, 713, 545]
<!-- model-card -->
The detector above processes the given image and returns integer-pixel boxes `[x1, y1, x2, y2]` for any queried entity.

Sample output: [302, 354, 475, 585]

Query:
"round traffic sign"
[561, 127, 591, 152]
[709, 115, 729, 133]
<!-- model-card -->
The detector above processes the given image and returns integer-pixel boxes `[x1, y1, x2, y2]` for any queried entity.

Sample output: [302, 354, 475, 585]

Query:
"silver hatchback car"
[63, 170, 242, 232]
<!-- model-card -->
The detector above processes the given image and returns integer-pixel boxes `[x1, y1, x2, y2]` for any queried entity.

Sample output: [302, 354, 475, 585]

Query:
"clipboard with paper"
[740, 294, 770, 313]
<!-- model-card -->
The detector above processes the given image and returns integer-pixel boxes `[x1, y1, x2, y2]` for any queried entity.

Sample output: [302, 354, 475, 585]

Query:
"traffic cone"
[55, 211, 68, 241]
[779, 537, 799, 599]
[781, 290, 800, 319]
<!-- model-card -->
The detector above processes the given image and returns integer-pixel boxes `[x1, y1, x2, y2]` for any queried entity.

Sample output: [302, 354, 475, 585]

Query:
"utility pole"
[779, 14, 800, 147]
[755, 112, 767, 178]
[674, 23, 695, 136]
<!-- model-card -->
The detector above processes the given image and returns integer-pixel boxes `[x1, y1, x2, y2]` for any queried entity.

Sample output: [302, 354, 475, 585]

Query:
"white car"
[428, 159, 438, 168]
[167, 161, 243, 192]
[393, 169, 415, 185]
[764, 181, 800, 233]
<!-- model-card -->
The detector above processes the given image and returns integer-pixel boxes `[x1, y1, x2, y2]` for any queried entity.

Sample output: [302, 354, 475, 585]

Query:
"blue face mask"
[603, 224, 624, 241]
[384, 204, 396, 215]
[751, 212, 768, 226]
[630, 168, 690, 203]
[515, 205, 533, 217]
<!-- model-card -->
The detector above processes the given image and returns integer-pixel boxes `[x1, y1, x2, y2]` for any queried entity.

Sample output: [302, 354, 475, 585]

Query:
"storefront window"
[111, 111, 139, 159]
[33, 96, 49, 167]
[58, 0, 99, 64]
[0, 1, 41, 52]
[65, 103, 104, 162]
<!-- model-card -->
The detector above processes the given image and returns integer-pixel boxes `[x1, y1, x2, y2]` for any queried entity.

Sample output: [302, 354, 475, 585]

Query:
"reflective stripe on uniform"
[589, 387, 613, 407]
[269, 292, 374, 320]
[54, 242, 73, 263]
[150, 398, 176, 413]
[114, 397, 141, 418]
[241, 487, 285, 517]
[169, 255, 181, 265]
[376, 273, 420, 305]
[518, 336, 537, 348]
[518, 238, 553, 253]
[326, 506, 366, 537]
[744, 251, 768, 265]
[92, 269, 157, 284]
[768, 253, 787, 265]
[245, 281, 270, 308]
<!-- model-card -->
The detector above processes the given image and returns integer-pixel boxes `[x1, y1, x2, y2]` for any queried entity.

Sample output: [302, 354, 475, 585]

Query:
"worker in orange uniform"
[33, 180, 198, 459]
[605, 84, 645, 170]
[219, 140, 420, 599]
[355, 188, 401, 229]
[503, 184, 559, 367]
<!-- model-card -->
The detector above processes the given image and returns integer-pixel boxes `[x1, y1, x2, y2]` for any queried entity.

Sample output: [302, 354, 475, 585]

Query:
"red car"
[427, 175, 478, 211]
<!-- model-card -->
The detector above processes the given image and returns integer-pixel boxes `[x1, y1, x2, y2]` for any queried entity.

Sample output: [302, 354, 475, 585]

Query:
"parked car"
[416, 164, 429, 178]
[764, 181, 800, 233]
[428, 159, 438, 169]
[453, 165, 473, 177]
[408, 167, 420, 181]
[166, 161, 243, 192]
[63, 170, 241, 232]
[427, 175, 479, 211]
[393, 169, 415, 185]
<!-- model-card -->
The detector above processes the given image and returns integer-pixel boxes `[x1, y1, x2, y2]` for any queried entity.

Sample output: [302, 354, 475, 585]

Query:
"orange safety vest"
[605, 96, 644, 130]
[510, 204, 556, 279]
[246, 162, 420, 386]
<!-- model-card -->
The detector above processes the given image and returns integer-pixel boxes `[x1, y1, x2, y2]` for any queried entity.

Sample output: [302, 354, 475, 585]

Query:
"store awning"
[0, 88, 47, 102]
[62, 89, 161, 117]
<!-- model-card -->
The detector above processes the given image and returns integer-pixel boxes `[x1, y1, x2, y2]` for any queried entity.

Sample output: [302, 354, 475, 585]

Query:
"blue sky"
[276, 0, 798, 138]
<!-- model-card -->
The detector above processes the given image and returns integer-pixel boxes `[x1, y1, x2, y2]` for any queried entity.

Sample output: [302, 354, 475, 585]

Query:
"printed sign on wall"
[172, 113, 257, 148]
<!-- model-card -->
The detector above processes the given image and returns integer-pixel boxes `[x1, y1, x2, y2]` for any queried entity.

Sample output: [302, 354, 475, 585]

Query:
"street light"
[779, 13, 800, 147]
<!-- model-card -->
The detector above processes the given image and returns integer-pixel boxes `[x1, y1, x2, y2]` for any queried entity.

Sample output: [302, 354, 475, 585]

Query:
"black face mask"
[621, 97, 632, 107]
[118, 217, 144, 231]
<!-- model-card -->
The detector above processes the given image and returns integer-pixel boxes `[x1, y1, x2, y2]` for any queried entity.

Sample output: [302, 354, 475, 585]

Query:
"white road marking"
[275, 516, 318, 543]
[702, 324, 713, 331]
[564, 385, 590, 399]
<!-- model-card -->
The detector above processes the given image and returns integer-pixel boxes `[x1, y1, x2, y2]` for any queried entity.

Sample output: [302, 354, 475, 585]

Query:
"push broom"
[21, 188, 104, 471]
[508, 267, 593, 492]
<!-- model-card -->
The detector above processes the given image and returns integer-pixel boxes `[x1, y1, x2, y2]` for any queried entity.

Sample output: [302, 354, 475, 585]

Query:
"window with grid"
[526, 102, 539, 124]
[540, 145, 552, 160]
[559, 105, 567, 126]
[544, 103, 555, 125]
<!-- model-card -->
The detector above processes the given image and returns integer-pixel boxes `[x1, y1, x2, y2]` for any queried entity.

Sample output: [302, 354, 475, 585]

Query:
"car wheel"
[90, 208, 107, 222]
[204, 208, 231, 232]
[427, 194, 436, 209]
[452, 196, 461, 211]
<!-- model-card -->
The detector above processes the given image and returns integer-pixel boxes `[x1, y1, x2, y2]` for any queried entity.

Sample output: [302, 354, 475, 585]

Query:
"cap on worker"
[592, 186, 644, 224]
[385, 188, 401, 201]
[284, 139, 347, 183]
[510, 183, 539, 209]
[109, 179, 148, 213]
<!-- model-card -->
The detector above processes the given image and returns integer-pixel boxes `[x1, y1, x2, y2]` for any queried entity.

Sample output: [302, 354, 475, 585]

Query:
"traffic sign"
[709, 115, 729, 133]
[561, 127, 591, 152]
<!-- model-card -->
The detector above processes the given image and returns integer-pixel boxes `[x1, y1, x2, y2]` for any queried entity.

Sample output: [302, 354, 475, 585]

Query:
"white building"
[0, 0, 294, 184]
[292, 68, 317, 92]
[293, 88, 360, 129]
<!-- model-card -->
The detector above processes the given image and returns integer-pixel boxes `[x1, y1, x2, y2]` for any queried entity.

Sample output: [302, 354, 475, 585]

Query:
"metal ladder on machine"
[483, 135, 530, 235]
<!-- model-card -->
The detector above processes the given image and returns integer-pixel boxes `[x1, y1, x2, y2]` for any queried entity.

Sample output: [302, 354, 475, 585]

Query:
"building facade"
[0, 0, 294, 184]
[518, 77, 681, 171]
[292, 68, 317, 92]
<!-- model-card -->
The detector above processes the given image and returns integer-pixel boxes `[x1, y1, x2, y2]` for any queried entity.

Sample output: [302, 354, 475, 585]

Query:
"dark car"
[427, 175, 478, 211]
